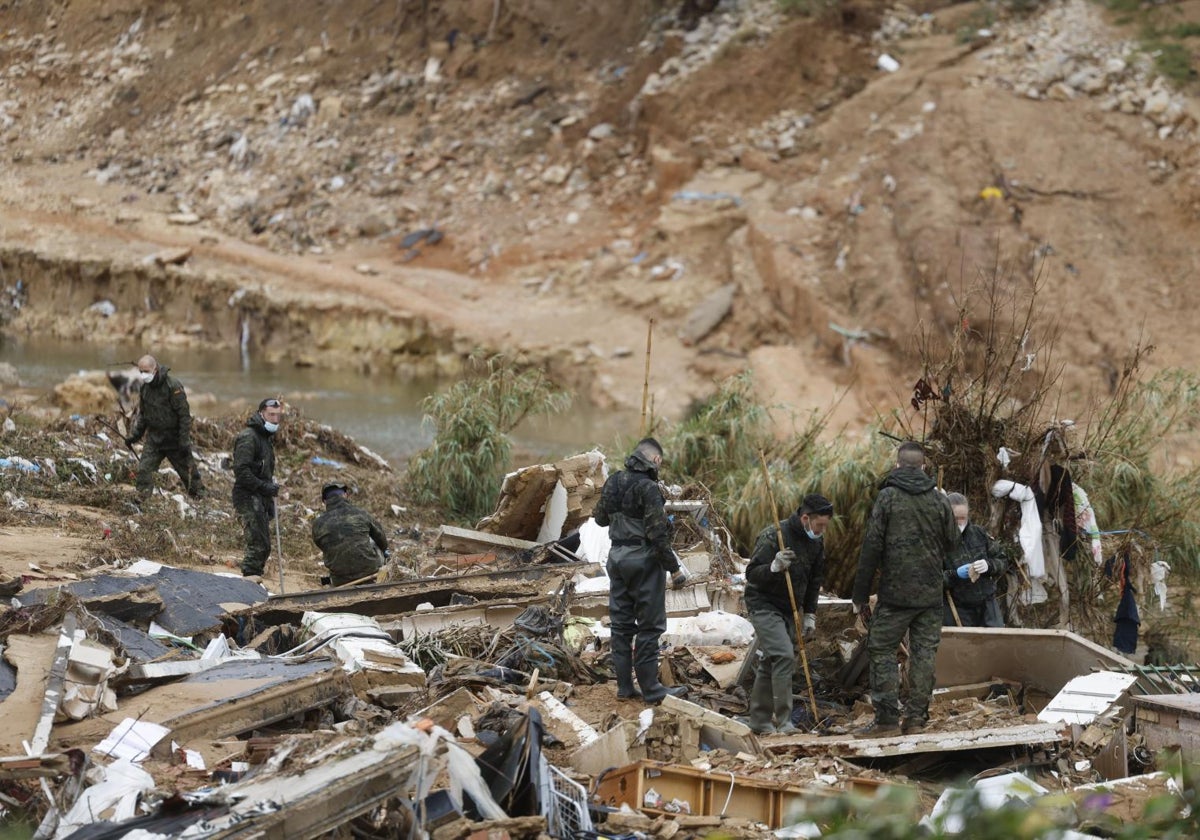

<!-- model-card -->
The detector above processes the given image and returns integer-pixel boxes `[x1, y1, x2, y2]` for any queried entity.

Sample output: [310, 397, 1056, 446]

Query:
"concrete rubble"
[0, 454, 1194, 838]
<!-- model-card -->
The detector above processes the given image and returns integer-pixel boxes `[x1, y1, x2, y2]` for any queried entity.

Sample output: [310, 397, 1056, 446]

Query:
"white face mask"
[139, 371, 155, 384]
[263, 421, 279, 434]
[958, 522, 968, 533]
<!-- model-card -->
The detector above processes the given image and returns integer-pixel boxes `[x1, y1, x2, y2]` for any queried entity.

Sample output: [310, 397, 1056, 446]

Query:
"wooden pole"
[640, 319, 655, 437]
[756, 452, 820, 728]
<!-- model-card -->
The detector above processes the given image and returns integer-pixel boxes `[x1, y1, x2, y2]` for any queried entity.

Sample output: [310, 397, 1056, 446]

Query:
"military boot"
[635, 661, 686, 705]
[747, 673, 776, 735]
[611, 643, 640, 700]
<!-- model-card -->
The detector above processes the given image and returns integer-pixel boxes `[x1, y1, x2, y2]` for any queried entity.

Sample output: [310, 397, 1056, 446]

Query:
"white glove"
[802, 613, 816, 639]
[970, 559, 989, 579]
[770, 549, 796, 573]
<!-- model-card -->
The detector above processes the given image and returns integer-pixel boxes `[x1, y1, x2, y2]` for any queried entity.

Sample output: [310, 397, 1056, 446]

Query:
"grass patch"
[1173, 22, 1200, 38]
[1146, 40, 1197, 82]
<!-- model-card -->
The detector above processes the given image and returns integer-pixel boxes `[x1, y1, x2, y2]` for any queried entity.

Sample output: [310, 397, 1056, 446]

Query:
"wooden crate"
[594, 761, 825, 828]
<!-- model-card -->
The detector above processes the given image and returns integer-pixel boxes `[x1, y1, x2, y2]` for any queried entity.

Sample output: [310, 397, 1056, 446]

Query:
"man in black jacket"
[125, 355, 203, 499]
[943, 493, 1008, 627]
[744, 493, 834, 735]
[232, 398, 283, 578]
[592, 438, 688, 704]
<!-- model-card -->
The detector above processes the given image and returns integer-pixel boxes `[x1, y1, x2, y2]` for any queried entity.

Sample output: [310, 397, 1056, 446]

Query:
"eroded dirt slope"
[1, 0, 1198, 450]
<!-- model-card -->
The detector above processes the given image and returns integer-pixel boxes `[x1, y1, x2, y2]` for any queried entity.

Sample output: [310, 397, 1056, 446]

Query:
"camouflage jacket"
[852, 467, 959, 609]
[591, 451, 678, 573]
[129, 366, 193, 448]
[745, 513, 825, 617]
[312, 496, 388, 583]
[231, 413, 276, 500]
[944, 522, 1008, 605]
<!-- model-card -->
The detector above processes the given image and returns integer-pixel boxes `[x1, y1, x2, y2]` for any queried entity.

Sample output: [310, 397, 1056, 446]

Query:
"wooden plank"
[31, 614, 74, 756]
[435, 525, 539, 554]
[247, 565, 567, 626]
[766, 722, 1064, 758]
[0, 635, 60, 756]
[0, 753, 70, 780]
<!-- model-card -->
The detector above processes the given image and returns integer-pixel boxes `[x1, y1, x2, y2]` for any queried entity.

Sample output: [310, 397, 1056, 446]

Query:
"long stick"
[640, 319, 655, 437]
[274, 505, 286, 595]
[757, 452, 820, 728]
[947, 592, 963, 627]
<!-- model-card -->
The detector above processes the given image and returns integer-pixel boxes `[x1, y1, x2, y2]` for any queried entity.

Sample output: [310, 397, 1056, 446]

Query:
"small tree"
[406, 356, 570, 521]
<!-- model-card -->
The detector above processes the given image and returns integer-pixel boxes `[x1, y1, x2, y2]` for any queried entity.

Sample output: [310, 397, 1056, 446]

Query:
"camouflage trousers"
[867, 601, 943, 725]
[136, 442, 204, 498]
[234, 493, 272, 577]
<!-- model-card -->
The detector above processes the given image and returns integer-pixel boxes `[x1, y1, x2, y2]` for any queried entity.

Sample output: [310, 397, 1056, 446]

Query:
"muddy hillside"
[1, 0, 1199, 434]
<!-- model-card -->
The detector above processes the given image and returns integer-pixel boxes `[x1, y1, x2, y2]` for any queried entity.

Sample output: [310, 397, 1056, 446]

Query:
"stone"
[108, 127, 127, 147]
[152, 247, 192, 266]
[1143, 90, 1171, 119]
[317, 95, 343, 122]
[357, 213, 392, 237]
[1104, 58, 1127, 76]
[679, 283, 737, 346]
[541, 164, 571, 186]
[167, 213, 201, 225]
[587, 122, 615, 141]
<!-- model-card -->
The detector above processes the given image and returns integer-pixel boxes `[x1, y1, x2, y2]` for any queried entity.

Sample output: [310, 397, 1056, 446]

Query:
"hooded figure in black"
[592, 438, 688, 704]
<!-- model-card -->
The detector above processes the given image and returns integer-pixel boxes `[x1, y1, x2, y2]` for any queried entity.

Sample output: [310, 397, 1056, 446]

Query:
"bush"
[405, 356, 569, 521]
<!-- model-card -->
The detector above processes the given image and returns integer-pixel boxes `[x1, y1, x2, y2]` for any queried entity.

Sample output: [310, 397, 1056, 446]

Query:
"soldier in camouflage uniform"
[232, 398, 282, 577]
[744, 493, 834, 735]
[852, 442, 959, 736]
[125, 355, 203, 499]
[312, 483, 388, 586]
[592, 438, 688, 705]
[943, 493, 1009, 627]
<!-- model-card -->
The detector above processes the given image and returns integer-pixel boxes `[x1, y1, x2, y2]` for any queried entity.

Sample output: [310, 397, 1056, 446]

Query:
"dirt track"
[1, 0, 1199, 454]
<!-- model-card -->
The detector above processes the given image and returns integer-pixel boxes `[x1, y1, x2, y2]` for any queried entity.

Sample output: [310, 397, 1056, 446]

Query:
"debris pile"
[0, 433, 1191, 838]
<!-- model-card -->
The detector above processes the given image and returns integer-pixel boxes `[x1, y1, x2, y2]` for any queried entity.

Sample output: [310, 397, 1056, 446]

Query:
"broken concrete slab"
[52, 659, 349, 759]
[18, 566, 268, 636]
[660, 694, 761, 757]
[409, 687, 481, 731]
[766, 722, 1064, 759]
[476, 451, 607, 542]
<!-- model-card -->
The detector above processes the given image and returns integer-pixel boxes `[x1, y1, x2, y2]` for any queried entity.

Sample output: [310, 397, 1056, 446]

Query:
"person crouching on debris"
[744, 493, 833, 735]
[943, 493, 1008, 628]
[852, 442, 959, 737]
[592, 437, 688, 704]
[312, 483, 388, 587]
[233, 398, 283, 578]
[125, 355, 204, 500]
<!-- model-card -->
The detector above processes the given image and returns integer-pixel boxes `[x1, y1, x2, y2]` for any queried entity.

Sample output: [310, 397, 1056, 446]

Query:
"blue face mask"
[263, 420, 279, 434]
[805, 527, 821, 541]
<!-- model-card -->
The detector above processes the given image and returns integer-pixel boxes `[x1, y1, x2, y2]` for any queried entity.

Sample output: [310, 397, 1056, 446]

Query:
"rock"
[541, 164, 571, 186]
[167, 213, 202, 225]
[679, 283, 736, 346]
[355, 263, 379, 275]
[357, 213, 392, 237]
[108, 127, 127, 147]
[1066, 69, 1105, 94]
[1047, 82, 1075, 101]
[70, 197, 96, 210]
[587, 122, 615, 141]
[1104, 58, 1127, 76]
[1143, 90, 1171, 119]
[152, 247, 192, 266]
[87, 300, 116, 317]
[318, 95, 343, 122]
[0, 363, 19, 387]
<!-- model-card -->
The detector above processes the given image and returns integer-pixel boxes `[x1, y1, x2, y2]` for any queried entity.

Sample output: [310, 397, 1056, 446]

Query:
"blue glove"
[956, 564, 972, 579]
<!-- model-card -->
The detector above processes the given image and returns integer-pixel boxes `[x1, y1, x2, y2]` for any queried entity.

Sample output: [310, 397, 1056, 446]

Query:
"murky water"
[0, 336, 634, 464]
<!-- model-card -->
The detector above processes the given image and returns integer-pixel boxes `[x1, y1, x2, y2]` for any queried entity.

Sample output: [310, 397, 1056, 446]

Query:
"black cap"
[799, 493, 834, 516]
[322, 483, 348, 501]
